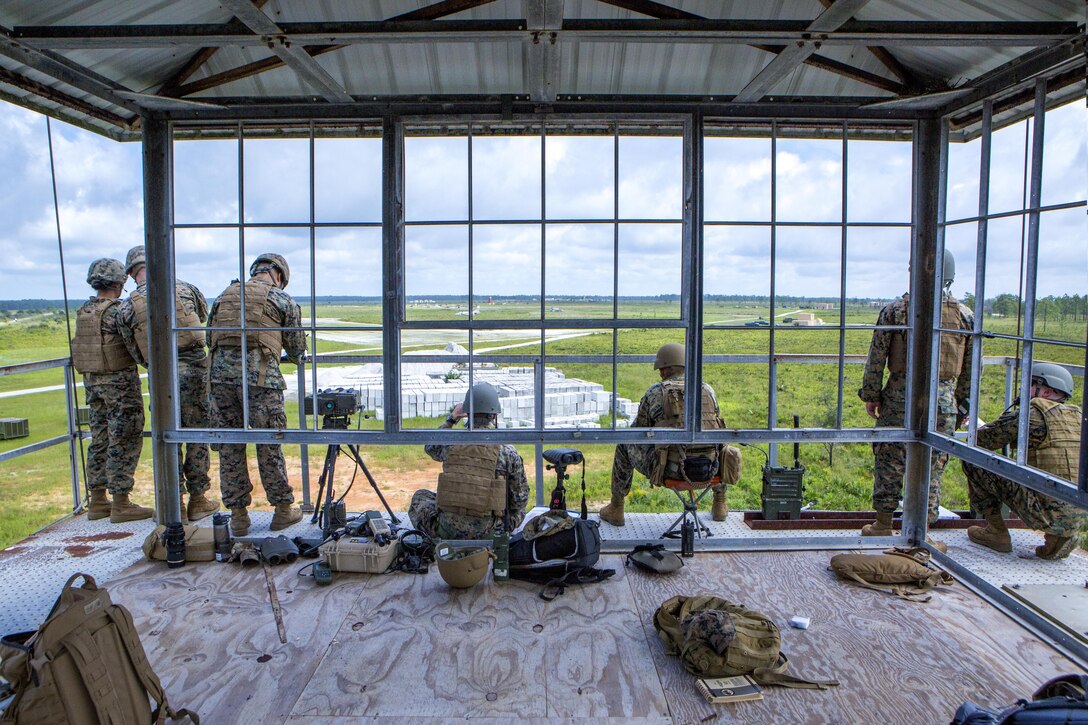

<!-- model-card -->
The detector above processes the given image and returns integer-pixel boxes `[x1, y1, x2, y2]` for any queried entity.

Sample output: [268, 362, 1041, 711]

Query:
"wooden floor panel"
[100, 550, 1078, 723]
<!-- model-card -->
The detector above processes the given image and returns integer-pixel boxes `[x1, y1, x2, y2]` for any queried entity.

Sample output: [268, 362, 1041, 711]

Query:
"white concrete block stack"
[284, 342, 639, 428]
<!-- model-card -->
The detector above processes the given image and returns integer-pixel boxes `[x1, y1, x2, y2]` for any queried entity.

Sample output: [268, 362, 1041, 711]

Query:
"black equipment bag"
[951, 674, 1088, 725]
[509, 518, 612, 599]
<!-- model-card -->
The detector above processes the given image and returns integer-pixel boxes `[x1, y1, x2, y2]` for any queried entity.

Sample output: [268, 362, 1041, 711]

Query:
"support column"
[381, 116, 403, 433]
[142, 114, 182, 525]
[902, 117, 942, 545]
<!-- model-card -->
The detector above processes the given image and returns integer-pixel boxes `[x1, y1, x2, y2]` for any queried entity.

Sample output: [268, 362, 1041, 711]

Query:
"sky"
[0, 99, 1083, 303]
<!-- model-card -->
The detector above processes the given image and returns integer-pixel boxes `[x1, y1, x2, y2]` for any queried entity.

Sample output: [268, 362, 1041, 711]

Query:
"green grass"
[1, 300, 1084, 550]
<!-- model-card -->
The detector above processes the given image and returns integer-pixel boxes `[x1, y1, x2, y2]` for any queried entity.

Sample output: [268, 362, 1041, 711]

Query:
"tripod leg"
[347, 445, 400, 523]
[311, 444, 340, 527]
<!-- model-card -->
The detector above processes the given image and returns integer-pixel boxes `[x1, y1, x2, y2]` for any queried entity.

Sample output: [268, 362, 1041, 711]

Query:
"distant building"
[812, 302, 836, 310]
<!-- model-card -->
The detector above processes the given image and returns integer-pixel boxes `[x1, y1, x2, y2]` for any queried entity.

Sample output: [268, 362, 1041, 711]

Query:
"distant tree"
[989, 293, 1019, 318]
[963, 292, 976, 311]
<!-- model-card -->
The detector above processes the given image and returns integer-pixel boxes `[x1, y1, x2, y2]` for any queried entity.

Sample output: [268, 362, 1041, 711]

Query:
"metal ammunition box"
[761, 465, 805, 520]
[0, 418, 29, 440]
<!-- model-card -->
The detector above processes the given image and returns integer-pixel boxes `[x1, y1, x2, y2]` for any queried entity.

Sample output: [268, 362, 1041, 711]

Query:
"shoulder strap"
[750, 653, 839, 690]
[830, 567, 937, 601]
[106, 607, 200, 723]
[62, 628, 128, 724]
[539, 567, 615, 601]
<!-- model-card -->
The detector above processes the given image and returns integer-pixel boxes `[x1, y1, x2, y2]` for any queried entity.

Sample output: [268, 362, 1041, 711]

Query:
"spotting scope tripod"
[310, 415, 399, 535]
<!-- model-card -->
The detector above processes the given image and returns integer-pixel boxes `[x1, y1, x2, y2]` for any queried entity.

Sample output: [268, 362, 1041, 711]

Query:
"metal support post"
[1081, 340, 1088, 493]
[381, 116, 403, 433]
[142, 114, 183, 526]
[902, 117, 942, 546]
[768, 121, 779, 464]
[64, 362, 82, 510]
[966, 101, 993, 447]
[683, 113, 702, 441]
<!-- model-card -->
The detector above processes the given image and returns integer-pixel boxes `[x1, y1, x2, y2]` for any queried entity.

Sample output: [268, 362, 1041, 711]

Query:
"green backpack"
[652, 595, 838, 689]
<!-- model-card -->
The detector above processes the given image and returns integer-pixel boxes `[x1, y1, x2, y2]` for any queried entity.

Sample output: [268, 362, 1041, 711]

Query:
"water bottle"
[164, 522, 186, 569]
[213, 513, 232, 563]
[492, 522, 510, 582]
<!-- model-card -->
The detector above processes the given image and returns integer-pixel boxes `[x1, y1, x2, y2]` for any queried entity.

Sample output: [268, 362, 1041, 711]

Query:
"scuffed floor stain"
[65, 531, 133, 543]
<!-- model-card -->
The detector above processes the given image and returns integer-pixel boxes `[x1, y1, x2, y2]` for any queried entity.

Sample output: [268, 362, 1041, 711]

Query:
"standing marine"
[71, 258, 152, 523]
[207, 253, 306, 536]
[409, 382, 530, 539]
[117, 245, 219, 522]
[964, 361, 1083, 560]
[858, 250, 973, 537]
[599, 342, 731, 527]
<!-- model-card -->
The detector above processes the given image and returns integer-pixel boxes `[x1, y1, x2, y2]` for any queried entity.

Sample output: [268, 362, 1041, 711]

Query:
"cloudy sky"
[0, 99, 1083, 303]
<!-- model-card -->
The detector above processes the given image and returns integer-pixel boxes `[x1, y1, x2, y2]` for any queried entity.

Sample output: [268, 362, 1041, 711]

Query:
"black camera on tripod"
[304, 387, 361, 418]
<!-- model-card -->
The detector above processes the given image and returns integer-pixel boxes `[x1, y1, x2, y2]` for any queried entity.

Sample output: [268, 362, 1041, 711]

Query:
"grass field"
[1, 299, 1084, 550]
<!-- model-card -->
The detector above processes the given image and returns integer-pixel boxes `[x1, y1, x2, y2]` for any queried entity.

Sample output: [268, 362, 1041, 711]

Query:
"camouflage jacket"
[80, 298, 137, 387]
[633, 373, 720, 427]
[207, 279, 307, 390]
[116, 280, 209, 367]
[425, 423, 530, 526]
[976, 402, 1051, 452]
[858, 292, 974, 404]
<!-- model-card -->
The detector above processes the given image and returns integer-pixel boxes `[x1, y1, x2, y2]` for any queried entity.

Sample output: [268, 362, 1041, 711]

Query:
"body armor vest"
[71, 298, 135, 374]
[208, 280, 283, 358]
[128, 288, 205, 363]
[887, 296, 968, 379]
[436, 444, 507, 518]
[1027, 398, 1081, 482]
[651, 379, 725, 486]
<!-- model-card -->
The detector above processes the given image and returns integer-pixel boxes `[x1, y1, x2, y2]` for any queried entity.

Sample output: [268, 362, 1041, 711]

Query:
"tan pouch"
[829, 547, 953, 601]
[142, 525, 216, 562]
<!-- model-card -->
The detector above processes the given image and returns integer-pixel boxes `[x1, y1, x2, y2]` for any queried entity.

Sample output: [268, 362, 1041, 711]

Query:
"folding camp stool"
[660, 475, 720, 540]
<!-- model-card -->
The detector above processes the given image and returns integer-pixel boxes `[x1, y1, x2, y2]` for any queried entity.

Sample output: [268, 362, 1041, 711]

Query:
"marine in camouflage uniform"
[207, 254, 306, 532]
[964, 363, 1083, 560]
[117, 249, 213, 501]
[601, 342, 730, 526]
[410, 386, 530, 539]
[858, 291, 974, 526]
[71, 259, 152, 523]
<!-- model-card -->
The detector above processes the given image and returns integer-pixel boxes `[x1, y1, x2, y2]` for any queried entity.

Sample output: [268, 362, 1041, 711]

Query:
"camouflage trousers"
[177, 359, 211, 494]
[409, 489, 501, 540]
[871, 384, 956, 522]
[964, 462, 1083, 537]
[610, 443, 725, 498]
[85, 378, 144, 495]
[210, 383, 293, 509]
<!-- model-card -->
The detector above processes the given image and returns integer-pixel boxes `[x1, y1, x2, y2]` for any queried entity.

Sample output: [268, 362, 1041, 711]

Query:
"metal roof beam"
[13, 20, 1081, 48]
[752, 44, 905, 94]
[734, 0, 872, 103]
[0, 24, 140, 114]
[157, 0, 270, 95]
[816, 0, 924, 89]
[593, 0, 701, 20]
[396, 0, 501, 21]
[218, 0, 352, 103]
[525, 0, 563, 103]
[0, 65, 134, 129]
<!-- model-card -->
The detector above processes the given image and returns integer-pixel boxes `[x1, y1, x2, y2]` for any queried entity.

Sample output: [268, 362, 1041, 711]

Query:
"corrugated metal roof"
[0, 0, 1082, 138]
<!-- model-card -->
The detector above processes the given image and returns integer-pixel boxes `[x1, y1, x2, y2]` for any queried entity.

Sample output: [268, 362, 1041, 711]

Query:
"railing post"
[64, 361, 82, 511]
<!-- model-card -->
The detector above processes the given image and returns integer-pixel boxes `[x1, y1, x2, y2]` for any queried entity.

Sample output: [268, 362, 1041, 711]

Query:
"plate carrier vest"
[887, 295, 968, 379]
[651, 378, 725, 486]
[71, 298, 135, 374]
[127, 287, 205, 363]
[1028, 398, 1080, 482]
[209, 279, 283, 385]
[436, 444, 507, 518]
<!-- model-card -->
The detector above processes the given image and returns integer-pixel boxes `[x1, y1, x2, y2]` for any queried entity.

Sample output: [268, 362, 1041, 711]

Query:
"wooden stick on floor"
[262, 559, 288, 644]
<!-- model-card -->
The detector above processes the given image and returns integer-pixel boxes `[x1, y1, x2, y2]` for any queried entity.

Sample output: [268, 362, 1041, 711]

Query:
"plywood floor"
[100, 549, 1080, 724]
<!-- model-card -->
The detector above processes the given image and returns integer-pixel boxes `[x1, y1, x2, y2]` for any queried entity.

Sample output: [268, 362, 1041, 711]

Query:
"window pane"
[400, 329, 469, 429]
[472, 135, 541, 221]
[619, 136, 682, 220]
[982, 215, 1025, 334]
[704, 225, 771, 322]
[774, 226, 842, 310]
[942, 222, 979, 311]
[776, 136, 842, 223]
[545, 224, 614, 317]
[846, 227, 909, 302]
[405, 225, 467, 321]
[545, 135, 614, 220]
[704, 136, 771, 222]
[945, 135, 981, 223]
[775, 330, 842, 428]
[473, 224, 541, 319]
[174, 138, 238, 224]
[1041, 96, 1088, 208]
[1034, 207, 1088, 341]
[314, 137, 382, 223]
[243, 138, 310, 223]
[174, 227, 240, 299]
[315, 227, 381, 298]
[618, 223, 681, 318]
[405, 137, 467, 221]
[847, 137, 911, 223]
[703, 330, 769, 429]
[988, 119, 1029, 215]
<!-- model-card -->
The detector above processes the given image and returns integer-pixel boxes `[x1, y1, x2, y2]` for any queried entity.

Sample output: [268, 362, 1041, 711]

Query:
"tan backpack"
[829, 547, 954, 601]
[141, 525, 216, 562]
[652, 595, 837, 689]
[0, 573, 197, 724]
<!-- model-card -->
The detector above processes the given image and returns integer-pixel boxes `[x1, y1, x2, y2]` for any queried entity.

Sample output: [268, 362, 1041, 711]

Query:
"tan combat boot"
[925, 536, 948, 554]
[861, 512, 894, 536]
[187, 490, 220, 521]
[230, 507, 250, 536]
[109, 493, 154, 523]
[86, 489, 112, 521]
[966, 514, 1012, 553]
[1035, 533, 1076, 561]
[598, 496, 625, 527]
[270, 503, 303, 531]
[711, 489, 729, 522]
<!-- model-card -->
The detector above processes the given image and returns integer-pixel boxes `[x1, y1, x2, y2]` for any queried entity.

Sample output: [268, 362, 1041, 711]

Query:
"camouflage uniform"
[80, 299, 144, 495]
[681, 610, 736, 656]
[207, 279, 306, 509]
[858, 292, 974, 523]
[411, 422, 530, 539]
[963, 402, 1083, 537]
[610, 373, 724, 497]
[117, 280, 212, 494]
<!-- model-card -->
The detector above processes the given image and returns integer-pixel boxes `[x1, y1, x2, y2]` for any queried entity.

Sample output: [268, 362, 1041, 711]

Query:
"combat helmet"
[942, 249, 955, 288]
[463, 382, 502, 415]
[1031, 361, 1074, 399]
[125, 246, 145, 276]
[654, 342, 685, 370]
[250, 253, 290, 288]
[86, 258, 126, 289]
[626, 543, 684, 574]
[435, 542, 492, 588]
